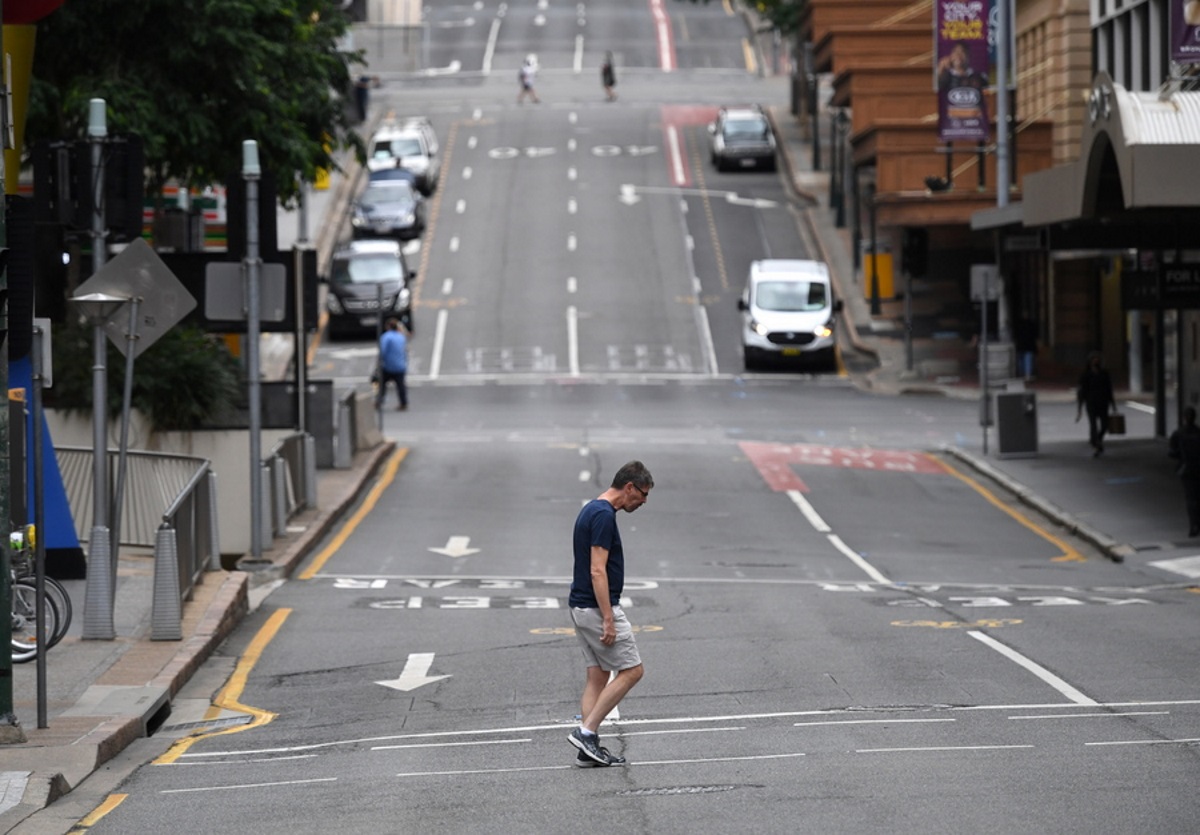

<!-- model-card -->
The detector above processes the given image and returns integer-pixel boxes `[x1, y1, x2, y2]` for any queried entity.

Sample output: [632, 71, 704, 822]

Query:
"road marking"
[567, 305, 580, 376]
[787, 489, 830, 532]
[429, 308, 448, 379]
[1148, 555, 1200, 578]
[182, 700, 1200, 759]
[297, 449, 408, 580]
[935, 457, 1083, 563]
[793, 718, 955, 728]
[828, 534, 892, 584]
[449, 236, 459, 253]
[1085, 737, 1200, 747]
[620, 727, 745, 737]
[1009, 712, 1168, 720]
[154, 608, 292, 765]
[666, 125, 686, 186]
[69, 794, 128, 833]
[456, 199, 466, 213]
[649, 0, 676, 71]
[373, 738, 530, 751]
[968, 630, 1098, 706]
[395, 752, 805, 778]
[160, 777, 337, 795]
[574, 34, 584, 72]
[857, 745, 1034, 754]
[428, 535, 481, 558]
[482, 16, 501, 74]
[441, 277, 453, 295]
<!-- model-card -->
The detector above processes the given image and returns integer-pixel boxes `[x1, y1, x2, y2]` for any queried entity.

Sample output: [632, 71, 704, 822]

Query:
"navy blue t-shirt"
[569, 499, 623, 608]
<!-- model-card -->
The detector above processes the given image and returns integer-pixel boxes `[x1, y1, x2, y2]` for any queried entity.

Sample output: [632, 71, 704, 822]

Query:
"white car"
[366, 117, 440, 194]
[738, 259, 841, 371]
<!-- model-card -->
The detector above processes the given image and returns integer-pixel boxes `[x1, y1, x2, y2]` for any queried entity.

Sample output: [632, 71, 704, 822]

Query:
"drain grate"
[160, 715, 253, 734]
[617, 785, 739, 797]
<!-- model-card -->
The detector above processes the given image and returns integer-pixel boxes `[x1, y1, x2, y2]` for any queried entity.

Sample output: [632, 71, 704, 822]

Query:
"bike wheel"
[11, 580, 60, 663]
[36, 577, 73, 645]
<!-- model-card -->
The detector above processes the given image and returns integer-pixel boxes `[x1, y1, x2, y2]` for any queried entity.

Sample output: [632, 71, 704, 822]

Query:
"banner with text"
[1172, 1, 1200, 64]
[935, 1, 992, 142]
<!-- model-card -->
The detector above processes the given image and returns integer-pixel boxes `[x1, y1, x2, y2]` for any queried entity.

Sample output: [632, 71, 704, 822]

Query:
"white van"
[737, 259, 842, 371]
[367, 117, 440, 194]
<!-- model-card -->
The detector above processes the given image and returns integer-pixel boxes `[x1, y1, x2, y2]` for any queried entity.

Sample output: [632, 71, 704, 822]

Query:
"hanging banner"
[1172, 1, 1200, 64]
[935, 1, 991, 142]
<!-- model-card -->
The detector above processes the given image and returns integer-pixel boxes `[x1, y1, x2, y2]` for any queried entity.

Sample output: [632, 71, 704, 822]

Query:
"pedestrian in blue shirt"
[376, 317, 408, 411]
[567, 460, 653, 767]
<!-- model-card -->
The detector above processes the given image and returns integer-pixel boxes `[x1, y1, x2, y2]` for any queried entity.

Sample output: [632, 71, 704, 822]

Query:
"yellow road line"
[153, 608, 292, 765]
[742, 38, 758, 74]
[297, 446, 408, 580]
[933, 454, 1085, 562]
[68, 793, 128, 832]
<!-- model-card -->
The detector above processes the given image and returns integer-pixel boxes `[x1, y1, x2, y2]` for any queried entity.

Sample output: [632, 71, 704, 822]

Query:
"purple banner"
[1173, 1, 1200, 64]
[935, 1, 991, 143]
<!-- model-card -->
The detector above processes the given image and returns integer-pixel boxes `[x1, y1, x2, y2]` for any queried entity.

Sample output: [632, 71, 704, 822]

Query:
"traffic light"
[31, 134, 144, 241]
[903, 227, 929, 279]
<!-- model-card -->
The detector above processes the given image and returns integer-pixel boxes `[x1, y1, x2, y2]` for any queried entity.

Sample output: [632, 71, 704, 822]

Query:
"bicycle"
[10, 526, 72, 663]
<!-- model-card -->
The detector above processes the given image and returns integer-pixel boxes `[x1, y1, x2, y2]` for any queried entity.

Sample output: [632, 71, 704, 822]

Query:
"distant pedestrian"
[1169, 406, 1200, 537]
[1075, 351, 1117, 456]
[376, 318, 408, 411]
[517, 55, 540, 104]
[568, 461, 653, 767]
[601, 52, 617, 101]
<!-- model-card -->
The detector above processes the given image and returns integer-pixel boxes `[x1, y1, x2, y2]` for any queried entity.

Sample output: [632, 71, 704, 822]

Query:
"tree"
[25, 0, 366, 206]
[677, 0, 805, 38]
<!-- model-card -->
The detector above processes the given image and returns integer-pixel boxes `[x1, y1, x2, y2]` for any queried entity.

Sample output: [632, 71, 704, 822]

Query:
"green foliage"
[26, 0, 366, 204]
[47, 320, 243, 433]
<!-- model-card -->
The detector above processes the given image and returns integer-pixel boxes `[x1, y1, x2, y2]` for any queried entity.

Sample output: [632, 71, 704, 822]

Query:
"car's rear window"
[332, 254, 403, 285]
[362, 182, 415, 204]
[724, 118, 769, 139]
[373, 137, 424, 158]
[755, 280, 827, 312]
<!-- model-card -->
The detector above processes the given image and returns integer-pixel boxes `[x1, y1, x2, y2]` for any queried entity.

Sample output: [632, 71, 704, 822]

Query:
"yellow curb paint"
[68, 793, 128, 832]
[932, 454, 1085, 563]
[153, 608, 291, 765]
[298, 447, 408, 580]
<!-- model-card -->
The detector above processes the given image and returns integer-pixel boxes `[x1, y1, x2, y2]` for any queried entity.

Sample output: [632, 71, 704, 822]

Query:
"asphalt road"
[30, 3, 1200, 833]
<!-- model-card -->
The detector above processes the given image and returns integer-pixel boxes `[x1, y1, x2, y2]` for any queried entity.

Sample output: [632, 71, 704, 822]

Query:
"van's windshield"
[331, 254, 403, 286]
[755, 280, 827, 312]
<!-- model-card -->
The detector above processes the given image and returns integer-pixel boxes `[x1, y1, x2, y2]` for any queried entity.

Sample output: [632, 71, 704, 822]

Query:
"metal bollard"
[151, 524, 183, 640]
[206, 471, 222, 570]
[304, 434, 317, 509]
[82, 526, 115, 640]
[272, 456, 287, 534]
[335, 398, 352, 469]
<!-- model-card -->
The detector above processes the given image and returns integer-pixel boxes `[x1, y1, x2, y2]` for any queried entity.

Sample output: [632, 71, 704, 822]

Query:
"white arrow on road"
[428, 535, 480, 558]
[376, 653, 450, 692]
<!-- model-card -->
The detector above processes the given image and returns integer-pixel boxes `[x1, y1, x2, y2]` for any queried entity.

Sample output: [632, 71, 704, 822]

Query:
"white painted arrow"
[428, 535, 480, 558]
[376, 653, 451, 692]
[725, 192, 778, 209]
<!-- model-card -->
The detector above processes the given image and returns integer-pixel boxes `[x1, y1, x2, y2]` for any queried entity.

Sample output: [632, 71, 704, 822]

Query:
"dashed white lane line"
[395, 752, 805, 778]
[372, 738, 531, 751]
[827, 534, 891, 585]
[857, 745, 1034, 754]
[968, 630, 1098, 706]
[787, 489, 829, 532]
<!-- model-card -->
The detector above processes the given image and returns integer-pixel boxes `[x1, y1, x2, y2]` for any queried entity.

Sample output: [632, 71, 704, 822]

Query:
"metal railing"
[57, 447, 210, 547]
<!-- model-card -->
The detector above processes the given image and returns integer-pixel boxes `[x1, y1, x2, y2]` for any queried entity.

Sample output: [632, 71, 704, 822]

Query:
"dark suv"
[324, 240, 414, 340]
[708, 106, 777, 172]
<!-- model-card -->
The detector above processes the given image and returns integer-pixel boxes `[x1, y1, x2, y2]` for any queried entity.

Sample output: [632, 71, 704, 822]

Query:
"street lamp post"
[867, 182, 881, 316]
[243, 141, 264, 560]
[71, 292, 128, 640]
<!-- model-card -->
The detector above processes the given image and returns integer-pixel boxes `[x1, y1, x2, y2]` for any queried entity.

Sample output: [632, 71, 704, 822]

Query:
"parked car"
[709, 106, 777, 172]
[366, 117, 440, 194]
[350, 179, 425, 240]
[738, 259, 841, 371]
[324, 240, 414, 340]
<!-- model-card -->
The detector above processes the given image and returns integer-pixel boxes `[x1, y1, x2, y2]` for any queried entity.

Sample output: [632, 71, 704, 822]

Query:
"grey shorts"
[570, 606, 642, 672]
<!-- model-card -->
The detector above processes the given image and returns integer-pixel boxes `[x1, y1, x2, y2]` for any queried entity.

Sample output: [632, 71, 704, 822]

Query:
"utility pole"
[244, 141, 263, 559]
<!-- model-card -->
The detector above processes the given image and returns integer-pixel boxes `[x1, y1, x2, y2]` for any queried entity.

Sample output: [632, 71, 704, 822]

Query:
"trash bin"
[995, 391, 1038, 458]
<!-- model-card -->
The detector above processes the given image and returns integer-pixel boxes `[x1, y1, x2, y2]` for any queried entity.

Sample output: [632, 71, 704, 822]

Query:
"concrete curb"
[941, 445, 1130, 563]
